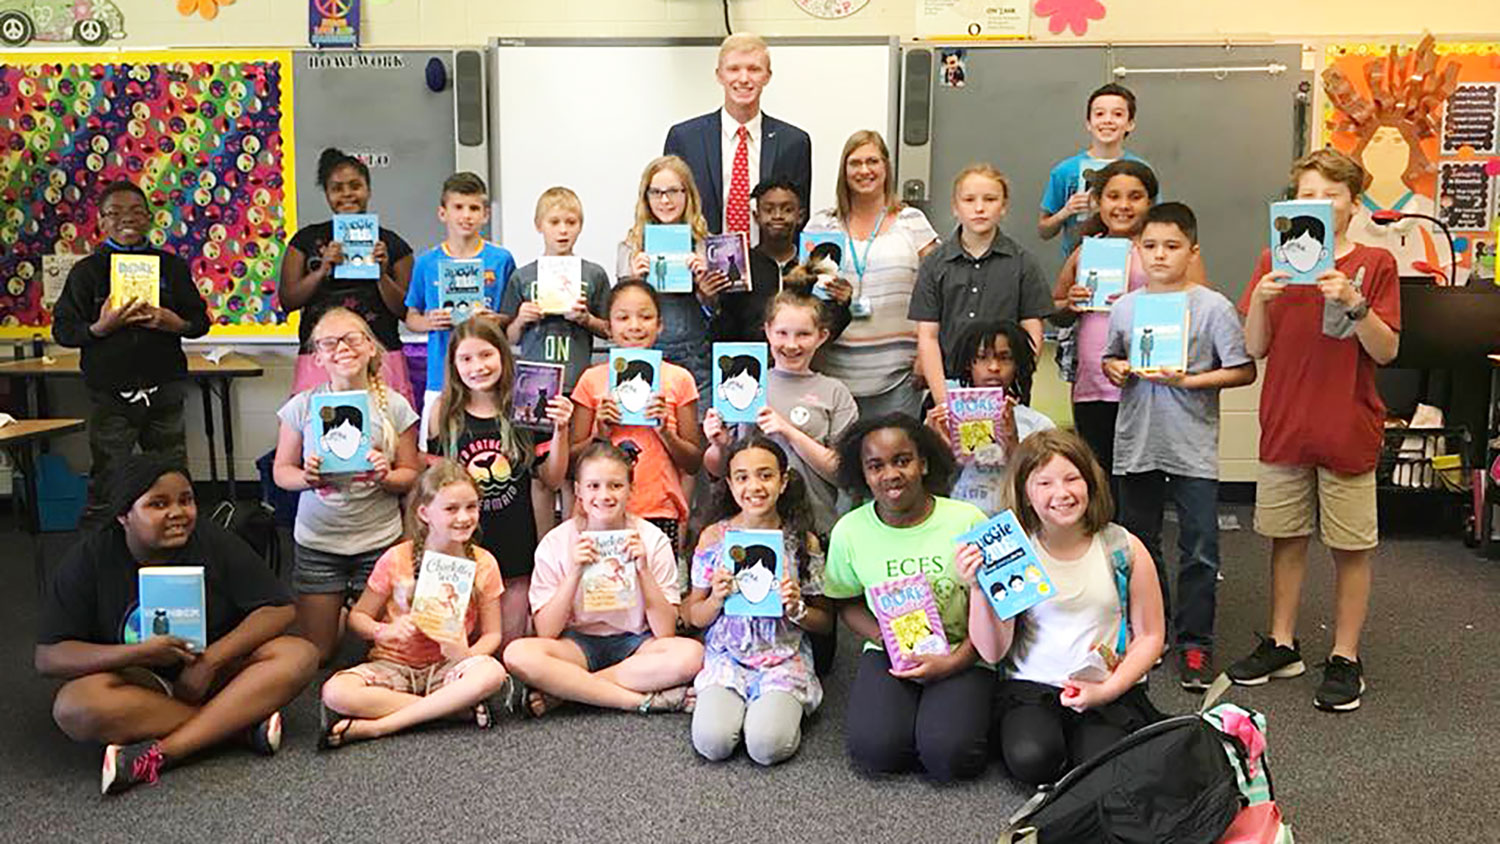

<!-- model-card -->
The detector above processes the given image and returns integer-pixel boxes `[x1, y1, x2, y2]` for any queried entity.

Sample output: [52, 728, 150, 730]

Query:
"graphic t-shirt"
[823, 497, 987, 652]
[500, 258, 612, 394]
[364, 540, 503, 669]
[571, 360, 699, 521]
[1040, 149, 1149, 259]
[427, 413, 537, 579]
[405, 241, 517, 390]
[288, 221, 413, 351]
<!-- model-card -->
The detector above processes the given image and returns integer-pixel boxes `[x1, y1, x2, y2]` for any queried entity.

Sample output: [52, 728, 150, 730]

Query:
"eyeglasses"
[311, 331, 368, 353]
[847, 157, 885, 171]
[646, 187, 686, 201]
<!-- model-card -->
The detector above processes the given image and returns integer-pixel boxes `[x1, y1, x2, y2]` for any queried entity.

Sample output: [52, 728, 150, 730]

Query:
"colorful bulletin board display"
[0, 50, 298, 340]
[1323, 37, 1500, 285]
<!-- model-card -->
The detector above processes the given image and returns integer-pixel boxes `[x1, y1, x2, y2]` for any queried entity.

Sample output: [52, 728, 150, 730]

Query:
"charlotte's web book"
[1268, 200, 1334, 285]
[333, 213, 379, 280]
[109, 254, 160, 309]
[581, 530, 638, 612]
[438, 258, 485, 324]
[721, 528, 783, 618]
[945, 387, 1010, 463]
[536, 256, 583, 315]
[410, 551, 477, 646]
[705, 232, 751, 292]
[1129, 291, 1189, 374]
[608, 348, 662, 428]
[1077, 237, 1131, 310]
[956, 510, 1055, 621]
[513, 362, 564, 431]
[867, 574, 948, 671]
[137, 567, 206, 651]
[711, 342, 767, 425]
[310, 390, 373, 475]
[644, 224, 693, 293]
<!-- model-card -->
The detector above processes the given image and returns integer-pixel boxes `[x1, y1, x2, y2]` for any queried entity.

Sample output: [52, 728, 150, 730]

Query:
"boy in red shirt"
[1228, 149, 1401, 712]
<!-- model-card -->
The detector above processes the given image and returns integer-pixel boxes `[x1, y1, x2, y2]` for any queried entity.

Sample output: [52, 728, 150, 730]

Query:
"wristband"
[1345, 298, 1370, 322]
[787, 599, 808, 624]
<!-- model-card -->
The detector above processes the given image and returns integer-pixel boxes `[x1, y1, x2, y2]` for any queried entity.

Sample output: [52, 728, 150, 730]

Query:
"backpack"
[211, 499, 283, 578]
[1001, 677, 1289, 844]
[1099, 522, 1133, 656]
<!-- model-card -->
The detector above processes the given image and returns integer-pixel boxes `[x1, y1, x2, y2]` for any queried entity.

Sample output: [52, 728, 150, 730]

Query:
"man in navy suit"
[664, 33, 812, 237]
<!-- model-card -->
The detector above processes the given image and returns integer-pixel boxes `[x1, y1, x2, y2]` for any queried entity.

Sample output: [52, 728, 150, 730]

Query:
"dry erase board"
[492, 38, 898, 269]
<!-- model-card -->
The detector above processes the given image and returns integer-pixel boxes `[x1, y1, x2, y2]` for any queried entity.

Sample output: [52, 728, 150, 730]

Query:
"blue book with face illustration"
[138, 566, 207, 652]
[1269, 200, 1334, 285]
[332, 213, 379, 280]
[711, 342, 767, 425]
[608, 348, 662, 428]
[310, 390, 373, 475]
[1077, 237, 1132, 310]
[644, 224, 693, 293]
[438, 258, 485, 324]
[722, 528, 784, 618]
[957, 510, 1054, 621]
[1129, 291, 1189, 373]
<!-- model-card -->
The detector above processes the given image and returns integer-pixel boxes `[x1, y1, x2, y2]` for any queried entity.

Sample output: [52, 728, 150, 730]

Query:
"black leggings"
[845, 649, 993, 782]
[994, 679, 1162, 786]
[1072, 400, 1121, 502]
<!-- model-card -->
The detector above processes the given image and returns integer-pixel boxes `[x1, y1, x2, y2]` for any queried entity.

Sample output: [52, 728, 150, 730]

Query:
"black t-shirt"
[428, 413, 538, 579]
[37, 522, 292, 651]
[287, 221, 413, 351]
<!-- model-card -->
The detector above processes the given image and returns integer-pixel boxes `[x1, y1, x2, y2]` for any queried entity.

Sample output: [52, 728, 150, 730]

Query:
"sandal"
[499, 675, 530, 717]
[527, 690, 563, 719]
[318, 714, 356, 751]
[637, 685, 695, 714]
[474, 701, 493, 730]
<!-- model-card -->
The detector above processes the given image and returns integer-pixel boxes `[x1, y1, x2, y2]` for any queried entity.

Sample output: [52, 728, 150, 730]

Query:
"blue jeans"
[1117, 471, 1219, 650]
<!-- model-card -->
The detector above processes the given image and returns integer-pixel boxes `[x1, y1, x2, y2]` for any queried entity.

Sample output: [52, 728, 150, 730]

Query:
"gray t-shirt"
[500, 258, 612, 393]
[277, 386, 419, 555]
[735, 367, 859, 538]
[1103, 285, 1251, 479]
[950, 404, 1056, 515]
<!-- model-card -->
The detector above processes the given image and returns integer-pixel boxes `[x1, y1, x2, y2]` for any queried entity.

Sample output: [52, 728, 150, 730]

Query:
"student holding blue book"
[1037, 84, 1149, 260]
[1101, 203, 1255, 692]
[36, 455, 317, 795]
[682, 435, 832, 766]
[404, 171, 517, 448]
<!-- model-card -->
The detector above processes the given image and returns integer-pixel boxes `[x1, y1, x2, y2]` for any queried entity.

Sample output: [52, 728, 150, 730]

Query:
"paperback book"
[581, 530, 639, 612]
[957, 510, 1055, 621]
[608, 348, 662, 427]
[513, 362, 565, 431]
[438, 258, 485, 324]
[721, 528, 784, 618]
[536, 255, 583, 315]
[109, 253, 160, 309]
[944, 387, 1011, 463]
[1129, 291, 1189, 374]
[1076, 158, 1110, 220]
[1077, 237, 1131, 310]
[410, 551, 477, 646]
[705, 232, 751, 292]
[711, 342, 767, 425]
[799, 230, 847, 264]
[310, 390, 373, 475]
[332, 213, 380, 280]
[867, 574, 949, 672]
[644, 224, 693, 293]
[137, 566, 207, 652]
[1269, 200, 1334, 285]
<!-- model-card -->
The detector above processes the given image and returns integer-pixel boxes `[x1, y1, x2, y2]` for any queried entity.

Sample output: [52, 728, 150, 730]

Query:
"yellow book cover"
[109, 254, 160, 309]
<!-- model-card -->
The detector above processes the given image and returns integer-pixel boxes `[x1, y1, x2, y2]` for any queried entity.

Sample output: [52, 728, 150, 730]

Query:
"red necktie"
[726, 125, 750, 234]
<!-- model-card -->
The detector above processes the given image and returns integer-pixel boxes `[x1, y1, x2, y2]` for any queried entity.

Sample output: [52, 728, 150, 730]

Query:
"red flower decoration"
[1034, 0, 1107, 37]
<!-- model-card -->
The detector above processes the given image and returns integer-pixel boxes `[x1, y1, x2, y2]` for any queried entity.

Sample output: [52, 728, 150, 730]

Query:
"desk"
[0, 418, 85, 584]
[0, 352, 265, 499]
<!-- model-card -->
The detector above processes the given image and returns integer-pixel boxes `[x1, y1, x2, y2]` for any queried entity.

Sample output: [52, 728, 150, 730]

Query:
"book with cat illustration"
[513, 362, 565, 431]
[409, 551, 477, 646]
[705, 232, 751, 292]
[867, 574, 949, 671]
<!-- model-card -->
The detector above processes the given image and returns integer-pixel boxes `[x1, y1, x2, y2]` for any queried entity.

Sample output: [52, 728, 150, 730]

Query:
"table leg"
[13, 443, 42, 588]
[220, 377, 238, 501]
[199, 381, 219, 491]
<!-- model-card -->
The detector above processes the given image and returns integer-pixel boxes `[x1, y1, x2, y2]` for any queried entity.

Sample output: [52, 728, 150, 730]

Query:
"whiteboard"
[492, 38, 898, 270]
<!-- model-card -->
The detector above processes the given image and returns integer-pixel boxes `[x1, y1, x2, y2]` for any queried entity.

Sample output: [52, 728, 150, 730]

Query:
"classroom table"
[0, 351, 265, 499]
[0, 417, 86, 585]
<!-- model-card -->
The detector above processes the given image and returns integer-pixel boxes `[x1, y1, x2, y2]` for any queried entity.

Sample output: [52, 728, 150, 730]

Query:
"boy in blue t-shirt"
[404, 171, 516, 444]
[1038, 83, 1149, 260]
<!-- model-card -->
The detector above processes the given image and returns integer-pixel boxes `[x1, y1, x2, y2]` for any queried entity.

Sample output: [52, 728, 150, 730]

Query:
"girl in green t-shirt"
[823, 414, 992, 782]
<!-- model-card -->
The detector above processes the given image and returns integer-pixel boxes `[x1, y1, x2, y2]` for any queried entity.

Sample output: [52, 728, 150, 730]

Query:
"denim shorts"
[562, 630, 652, 672]
[293, 542, 382, 597]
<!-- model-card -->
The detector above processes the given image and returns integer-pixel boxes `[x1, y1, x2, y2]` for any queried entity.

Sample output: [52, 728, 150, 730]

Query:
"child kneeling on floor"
[319, 460, 508, 748]
[502, 441, 703, 716]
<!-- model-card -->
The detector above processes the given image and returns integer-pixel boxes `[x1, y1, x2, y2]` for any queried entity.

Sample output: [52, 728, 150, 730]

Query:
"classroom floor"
[2, 509, 1496, 843]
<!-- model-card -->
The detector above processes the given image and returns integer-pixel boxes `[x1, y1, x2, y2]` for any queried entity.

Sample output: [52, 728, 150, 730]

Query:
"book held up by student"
[1269, 200, 1334, 285]
[536, 256, 583, 315]
[333, 213, 380, 280]
[310, 390, 373, 475]
[721, 528, 783, 618]
[711, 342, 767, 425]
[1129, 291, 1189, 374]
[513, 362, 564, 431]
[410, 551, 477, 646]
[705, 232, 750, 292]
[608, 348, 662, 427]
[945, 387, 1011, 463]
[957, 510, 1055, 621]
[644, 224, 693, 293]
[581, 530, 638, 612]
[438, 258, 485, 324]
[137, 566, 207, 652]
[1077, 237, 1131, 310]
[109, 254, 160, 309]
[867, 574, 949, 672]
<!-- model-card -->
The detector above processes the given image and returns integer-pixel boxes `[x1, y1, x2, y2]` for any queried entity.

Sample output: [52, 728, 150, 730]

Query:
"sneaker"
[1226, 634, 1305, 685]
[1177, 647, 1214, 692]
[101, 741, 167, 795]
[1314, 656, 1365, 712]
[247, 711, 282, 756]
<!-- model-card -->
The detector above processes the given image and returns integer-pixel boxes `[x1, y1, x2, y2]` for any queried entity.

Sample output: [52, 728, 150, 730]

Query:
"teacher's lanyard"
[847, 211, 887, 297]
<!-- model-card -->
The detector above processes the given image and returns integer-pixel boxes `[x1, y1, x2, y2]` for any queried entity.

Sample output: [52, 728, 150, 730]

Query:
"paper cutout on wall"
[0, 0, 126, 47]
[177, 0, 238, 22]
[1032, 0, 1105, 37]
[0, 51, 298, 338]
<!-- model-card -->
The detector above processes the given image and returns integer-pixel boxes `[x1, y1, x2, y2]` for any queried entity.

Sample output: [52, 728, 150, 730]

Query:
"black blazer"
[664, 110, 812, 235]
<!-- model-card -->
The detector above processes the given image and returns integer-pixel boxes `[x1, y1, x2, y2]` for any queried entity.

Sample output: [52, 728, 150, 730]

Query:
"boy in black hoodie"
[52, 181, 211, 522]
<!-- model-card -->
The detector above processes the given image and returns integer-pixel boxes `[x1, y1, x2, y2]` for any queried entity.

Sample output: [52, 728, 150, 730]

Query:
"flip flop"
[317, 704, 356, 752]
[474, 700, 493, 730]
[498, 675, 530, 717]
[637, 685, 695, 714]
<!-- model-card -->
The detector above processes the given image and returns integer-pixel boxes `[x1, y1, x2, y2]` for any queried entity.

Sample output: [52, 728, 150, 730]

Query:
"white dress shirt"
[719, 108, 762, 240]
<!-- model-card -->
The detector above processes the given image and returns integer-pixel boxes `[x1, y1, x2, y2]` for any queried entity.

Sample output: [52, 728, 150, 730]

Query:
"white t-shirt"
[528, 517, 681, 637]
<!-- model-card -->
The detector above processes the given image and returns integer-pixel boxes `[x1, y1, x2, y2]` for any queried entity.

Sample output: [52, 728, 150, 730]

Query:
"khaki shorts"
[1254, 462, 1377, 551]
[339, 655, 492, 697]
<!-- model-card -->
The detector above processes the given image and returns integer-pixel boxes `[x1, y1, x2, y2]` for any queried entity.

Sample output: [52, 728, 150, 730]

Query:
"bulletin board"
[1323, 40, 1500, 283]
[0, 49, 298, 339]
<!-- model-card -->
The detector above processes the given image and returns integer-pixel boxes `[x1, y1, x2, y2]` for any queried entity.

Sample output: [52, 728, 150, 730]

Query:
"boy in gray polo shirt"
[1102, 202, 1256, 692]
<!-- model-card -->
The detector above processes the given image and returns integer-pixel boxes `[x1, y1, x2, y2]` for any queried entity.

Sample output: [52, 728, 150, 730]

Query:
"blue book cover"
[1077, 237, 1132, 310]
[137, 566, 207, 652]
[608, 348, 662, 427]
[799, 230, 847, 265]
[957, 510, 1054, 621]
[711, 342, 767, 425]
[644, 224, 693, 293]
[1129, 291, 1189, 373]
[722, 528, 784, 618]
[333, 213, 380, 280]
[310, 390, 374, 475]
[438, 258, 485, 324]
[1269, 200, 1334, 285]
